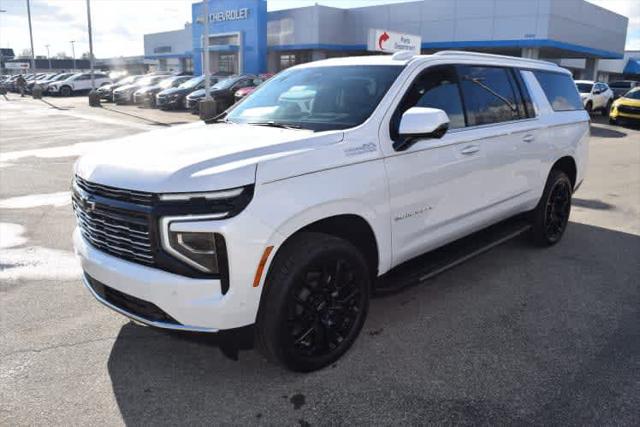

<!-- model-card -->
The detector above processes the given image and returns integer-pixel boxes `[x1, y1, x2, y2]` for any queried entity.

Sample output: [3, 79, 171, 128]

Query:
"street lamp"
[203, 0, 211, 101]
[70, 40, 76, 71]
[45, 44, 51, 70]
[86, 0, 95, 91]
[26, 0, 36, 73]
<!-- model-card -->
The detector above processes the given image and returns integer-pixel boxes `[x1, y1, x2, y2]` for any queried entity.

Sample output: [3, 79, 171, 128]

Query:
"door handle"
[461, 144, 480, 155]
[523, 134, 535, 143]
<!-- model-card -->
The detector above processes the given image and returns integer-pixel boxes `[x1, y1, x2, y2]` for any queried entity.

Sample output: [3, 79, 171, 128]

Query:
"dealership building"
[144, 0, 631, 80]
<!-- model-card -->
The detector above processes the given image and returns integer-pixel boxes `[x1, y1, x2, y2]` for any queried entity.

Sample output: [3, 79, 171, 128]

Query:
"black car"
[132, 75, 191, 107]
[155, 74, 228, 110]
[608, 80, 640, 100]
[96, 75, 143, 102]
[185, 74, 259, 114]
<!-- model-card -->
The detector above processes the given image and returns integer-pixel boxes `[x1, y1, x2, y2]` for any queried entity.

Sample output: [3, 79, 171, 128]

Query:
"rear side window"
[533, 71, 583, 111]
[457, 65, 522, 126]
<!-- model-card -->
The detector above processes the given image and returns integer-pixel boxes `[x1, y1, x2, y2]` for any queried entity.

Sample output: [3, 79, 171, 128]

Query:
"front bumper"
[113, 92, 133, 104]
[75, 228, 225, 331]
[610, 105, 640, 121]
[156, 94, 184, 109]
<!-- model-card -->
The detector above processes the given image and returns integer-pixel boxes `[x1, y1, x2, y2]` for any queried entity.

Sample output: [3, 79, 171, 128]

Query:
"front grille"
[73, 194, 154, 266]
[618, 105, 640, 115]
[75, 175, 153, 205]
[86, 274, 179, 324]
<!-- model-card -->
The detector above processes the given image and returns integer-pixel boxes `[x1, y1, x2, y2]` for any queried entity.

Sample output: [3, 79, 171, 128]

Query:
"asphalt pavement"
[1, 94, 639, 426]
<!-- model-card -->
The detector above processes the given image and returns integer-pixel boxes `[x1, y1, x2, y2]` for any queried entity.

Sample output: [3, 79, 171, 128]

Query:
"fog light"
[167, 230, 219, 273]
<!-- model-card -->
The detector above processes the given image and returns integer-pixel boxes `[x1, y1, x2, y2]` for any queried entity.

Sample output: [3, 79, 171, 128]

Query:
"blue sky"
[0, 0, 638, 59]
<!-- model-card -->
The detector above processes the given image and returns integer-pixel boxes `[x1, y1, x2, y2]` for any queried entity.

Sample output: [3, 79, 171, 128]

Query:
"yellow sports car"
[609, 87, 640, 125]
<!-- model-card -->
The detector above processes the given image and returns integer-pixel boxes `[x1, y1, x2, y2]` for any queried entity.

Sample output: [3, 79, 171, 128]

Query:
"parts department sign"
[368, 29, 421, 55]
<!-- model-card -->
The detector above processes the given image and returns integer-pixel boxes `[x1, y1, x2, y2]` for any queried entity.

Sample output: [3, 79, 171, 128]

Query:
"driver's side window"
[391, 65, 466, 140]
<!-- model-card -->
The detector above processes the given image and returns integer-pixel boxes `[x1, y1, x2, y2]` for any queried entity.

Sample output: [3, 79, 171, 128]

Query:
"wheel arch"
[551, 156, 577, 189]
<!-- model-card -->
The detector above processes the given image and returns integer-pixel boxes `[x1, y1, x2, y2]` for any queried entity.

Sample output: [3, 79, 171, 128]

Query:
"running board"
[375, 217, 532, 295]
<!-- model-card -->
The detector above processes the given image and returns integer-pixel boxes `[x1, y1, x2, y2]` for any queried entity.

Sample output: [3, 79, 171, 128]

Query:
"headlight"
[158, 186, 253, 274]
[163, 224, 221, 273]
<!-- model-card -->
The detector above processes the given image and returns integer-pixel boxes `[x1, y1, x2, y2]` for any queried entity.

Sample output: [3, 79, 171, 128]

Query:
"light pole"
[70, 40, 76, 71]
[26, 0, 36, 73]
[45, 44, 51, 70]
[86, 0, 95, 90]
[203, 0, 211, 101]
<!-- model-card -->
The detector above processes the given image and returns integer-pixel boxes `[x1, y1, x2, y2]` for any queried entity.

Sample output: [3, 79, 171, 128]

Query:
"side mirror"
[393, 107, 450, 151]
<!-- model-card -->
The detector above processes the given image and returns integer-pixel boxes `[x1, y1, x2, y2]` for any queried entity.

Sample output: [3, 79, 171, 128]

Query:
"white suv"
[73, 51, 589, 371]
[48, 72, 112, 96]
[575, 80, 614, 115]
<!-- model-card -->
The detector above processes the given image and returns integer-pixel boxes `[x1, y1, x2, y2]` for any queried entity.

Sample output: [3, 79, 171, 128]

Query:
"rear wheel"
[256, 232, 370, 372]
[530, 170, 572, 246]
[585, 101, 593, 113]
[59, 86, 72, 97]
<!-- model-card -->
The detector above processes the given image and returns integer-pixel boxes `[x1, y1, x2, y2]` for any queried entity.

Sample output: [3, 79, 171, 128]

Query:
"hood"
[139, 84, 161, 94]
[188, 88, 224, 99]
[75, 122, 343, 193]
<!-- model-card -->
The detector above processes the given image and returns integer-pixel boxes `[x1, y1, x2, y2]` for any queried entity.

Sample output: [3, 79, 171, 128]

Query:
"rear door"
[383, 63, 538, 266]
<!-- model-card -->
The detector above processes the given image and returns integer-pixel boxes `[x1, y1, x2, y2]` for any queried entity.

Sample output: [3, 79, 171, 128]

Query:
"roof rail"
[391, 51, 417, 61]
[433, 50, 559, 67]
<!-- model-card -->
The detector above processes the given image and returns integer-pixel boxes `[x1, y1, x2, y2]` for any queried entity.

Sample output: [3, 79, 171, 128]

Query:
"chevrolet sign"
[209, 8, 249, 23]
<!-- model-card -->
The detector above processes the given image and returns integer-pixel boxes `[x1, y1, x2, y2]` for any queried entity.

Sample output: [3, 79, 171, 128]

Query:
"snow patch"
[0, 223, 27, 249]
[0, 191, 71, 209]
[0, 246, 81, 282]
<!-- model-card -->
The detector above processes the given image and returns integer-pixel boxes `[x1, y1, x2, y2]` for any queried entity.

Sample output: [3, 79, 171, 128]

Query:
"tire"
[602, 100, 612, 117]
[585, 101, 593, 113]
[255, 232, 371, 372]
[59, 86, 72, 97]
[609, 117, 617, 125]
[530, 169, 573, 246]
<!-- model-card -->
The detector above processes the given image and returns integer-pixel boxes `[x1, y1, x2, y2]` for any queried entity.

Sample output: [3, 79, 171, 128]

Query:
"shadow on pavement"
[589, 124, 627, 139]
[573, 198, 615, 210]
[107, 222, 640, 425]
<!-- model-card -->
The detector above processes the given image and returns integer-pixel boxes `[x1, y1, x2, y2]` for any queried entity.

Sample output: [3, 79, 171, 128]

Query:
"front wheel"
[602, 100, 612, 117]
[256, 232, 370, 372]
[59, 86, 72, 97]
[585, 101, 593, 113]
[530, 170, 573, 246]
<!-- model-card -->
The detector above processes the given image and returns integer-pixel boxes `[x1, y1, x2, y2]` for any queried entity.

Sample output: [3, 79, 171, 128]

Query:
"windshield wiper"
[247, 121, 303, 130]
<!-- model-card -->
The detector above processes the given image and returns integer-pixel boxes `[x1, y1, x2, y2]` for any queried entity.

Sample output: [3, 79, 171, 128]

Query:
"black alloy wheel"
[530, 169, 573, 246]
[256, 232, 370, 372]
[284, 255, 366, 361]
[543, 178, 572, 243]
[60, 86, 72, 97]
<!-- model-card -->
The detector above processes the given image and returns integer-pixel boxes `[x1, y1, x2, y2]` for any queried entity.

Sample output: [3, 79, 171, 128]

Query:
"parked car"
[575, 80, 613, 115]
[609, 86, 640, 125]
[133, 75, 191, 107]
[25, 73, 57, 92]
[96, 75, 142, 102]
[48, 72, 112, 96]
[608, 80, 640, 100]
[155, 75, 226, 110]
[73, 51, 588, 372]
[234, 73, 274, 102]
[113, 74, 170, 105]
[185, 74, 258, 113]
[40, 73, 75, 93]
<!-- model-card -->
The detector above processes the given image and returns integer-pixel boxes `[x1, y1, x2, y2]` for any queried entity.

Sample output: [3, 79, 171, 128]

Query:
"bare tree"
[55, 52, 71, 59]
[18, 48, 32, 59]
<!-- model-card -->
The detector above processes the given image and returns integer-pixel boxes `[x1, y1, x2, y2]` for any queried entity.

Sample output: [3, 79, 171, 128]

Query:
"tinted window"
[392, 65, 466, 136]
[534, 71, 584, 111]
[458, 65, 520, 126]
[226, 65, 403, 132]
[576, 83, 593, 93]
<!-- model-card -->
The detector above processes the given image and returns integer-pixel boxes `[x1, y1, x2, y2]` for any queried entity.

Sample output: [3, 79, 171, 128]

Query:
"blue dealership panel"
[192, 0, 267, 75]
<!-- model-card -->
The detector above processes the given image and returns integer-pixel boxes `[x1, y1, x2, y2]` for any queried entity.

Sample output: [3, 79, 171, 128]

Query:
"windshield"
[623, 88, 640, 100]
[137, 75, 165, 86]
[211, 77, 239, 90]
[118, 76, 138, 85]
[159, 77, 179, 89]
[226, 65, 403, 131]
[179, 75, 204, 89]
[576, 83, 593, 93]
